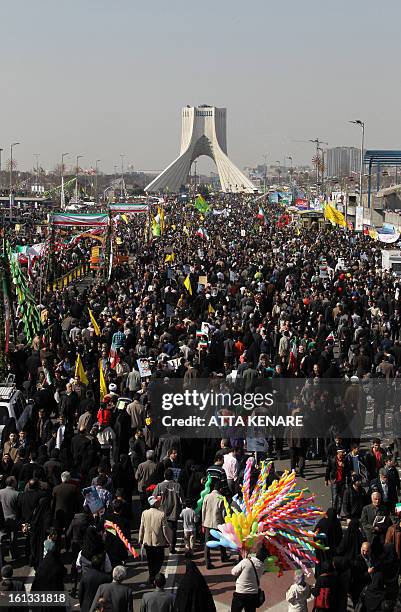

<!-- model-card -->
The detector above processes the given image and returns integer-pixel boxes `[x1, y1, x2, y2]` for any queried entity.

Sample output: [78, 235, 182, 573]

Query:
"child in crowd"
[180, 499, 197, 557]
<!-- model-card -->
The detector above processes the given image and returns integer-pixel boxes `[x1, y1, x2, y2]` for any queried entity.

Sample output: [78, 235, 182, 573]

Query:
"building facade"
[326, 147, 360, 179]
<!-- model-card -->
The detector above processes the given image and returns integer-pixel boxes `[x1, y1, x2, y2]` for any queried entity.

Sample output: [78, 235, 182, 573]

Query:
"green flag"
[194, 195, 209, 215]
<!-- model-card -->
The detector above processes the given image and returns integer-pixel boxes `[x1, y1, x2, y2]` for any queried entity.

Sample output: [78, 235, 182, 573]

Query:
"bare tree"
[5, 158, 17, 172]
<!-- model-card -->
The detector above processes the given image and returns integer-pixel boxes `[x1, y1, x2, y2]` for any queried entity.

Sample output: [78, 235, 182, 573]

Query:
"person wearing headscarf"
[314, 508, 343, 574]
[179, 459, 195, 496]
[311, 561, 338, 612]
[31, 549, 67, 612]
[173, 560, 216, 612]
[374, 543, 399, 600]
[332, 556, 351, 612]
[285, 570, 311, 612]
[78, 526, 112, 575]
[363, 572, 386, 612]
[336, 518, 364, 560]
[111, 454, 135, 503]
[0, 453, 14, 488]
[29, 495, 52, 569]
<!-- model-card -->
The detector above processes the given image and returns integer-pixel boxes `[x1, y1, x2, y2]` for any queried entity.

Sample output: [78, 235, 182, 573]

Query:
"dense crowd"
[2, 194, 401, 611]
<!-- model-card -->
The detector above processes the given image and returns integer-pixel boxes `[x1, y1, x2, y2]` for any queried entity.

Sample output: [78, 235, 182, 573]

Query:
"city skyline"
[1, 0, 401, 175]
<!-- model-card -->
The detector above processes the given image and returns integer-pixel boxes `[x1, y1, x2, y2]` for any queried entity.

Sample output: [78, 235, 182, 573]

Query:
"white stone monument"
[145, 105, 256, 193]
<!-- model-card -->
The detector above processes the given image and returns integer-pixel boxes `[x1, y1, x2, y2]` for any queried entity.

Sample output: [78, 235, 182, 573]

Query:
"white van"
[0, 376, 27, 442]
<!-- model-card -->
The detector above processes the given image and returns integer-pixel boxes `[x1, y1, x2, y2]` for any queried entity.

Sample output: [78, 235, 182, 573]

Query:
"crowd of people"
[2, 193, 401, 611]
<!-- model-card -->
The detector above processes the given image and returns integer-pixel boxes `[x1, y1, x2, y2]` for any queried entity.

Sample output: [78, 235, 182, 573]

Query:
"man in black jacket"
[350, 542, 375, 606]
[369, 468, 398, 513]
[78, 553, 111, 612]
[71, 427, 92, 470]
[342, 474, 369, 519]
[325, 448, 350, 516]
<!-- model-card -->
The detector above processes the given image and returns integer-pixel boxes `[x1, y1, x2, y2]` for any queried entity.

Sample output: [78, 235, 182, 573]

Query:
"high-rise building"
[326, 147, 360, 179]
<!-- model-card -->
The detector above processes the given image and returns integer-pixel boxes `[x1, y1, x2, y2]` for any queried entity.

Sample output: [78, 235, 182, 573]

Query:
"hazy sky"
[1, 0, 401, 175]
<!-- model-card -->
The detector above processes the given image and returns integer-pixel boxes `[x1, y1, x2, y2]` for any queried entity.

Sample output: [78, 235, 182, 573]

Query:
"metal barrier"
[47, 262, 90, 292]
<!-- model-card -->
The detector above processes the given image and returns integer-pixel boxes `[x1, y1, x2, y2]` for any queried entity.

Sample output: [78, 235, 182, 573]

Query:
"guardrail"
[47, 262, 90, 292]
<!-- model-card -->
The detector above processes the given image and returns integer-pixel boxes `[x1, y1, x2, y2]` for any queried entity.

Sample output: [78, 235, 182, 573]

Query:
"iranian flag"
[196, 227, 209, 240]
[257, 206, 265, 221]
[52, 213, 109, 227]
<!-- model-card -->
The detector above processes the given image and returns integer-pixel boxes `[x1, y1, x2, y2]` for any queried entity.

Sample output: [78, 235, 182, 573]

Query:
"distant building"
[326, 147, 360, 179]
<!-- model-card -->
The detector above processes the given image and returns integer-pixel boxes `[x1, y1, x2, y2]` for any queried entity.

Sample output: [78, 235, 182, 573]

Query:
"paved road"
[4, 408, 395, 611]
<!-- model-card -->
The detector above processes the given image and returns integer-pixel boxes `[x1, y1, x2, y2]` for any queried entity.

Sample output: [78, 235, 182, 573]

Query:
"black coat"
[31, 551, 66, 612]
[79, 568, 111, 612]
[342, 485, 369, 519]
[113, 410, 132, 462]
[71, 432, 92, 468]
[350, 555, 373, 603]
[17, 489, 48, 522]
[325, 457, 350, 484]
[369, 478, 398, 509]
[103, 512, 131, 566]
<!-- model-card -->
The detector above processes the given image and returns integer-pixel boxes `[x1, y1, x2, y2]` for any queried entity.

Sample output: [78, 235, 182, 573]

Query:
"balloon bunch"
[195, 474, 212, 514]
[104, 520, 138, 558]
[206, 458, 326, 575]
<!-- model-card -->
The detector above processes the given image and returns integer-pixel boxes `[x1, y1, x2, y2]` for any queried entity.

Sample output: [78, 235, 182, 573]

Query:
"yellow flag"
[99, 359, 107, 400]
[208, 303, 215, 314]
[88, 308, 101, 336]
[183, 226, 189, 236]
[121, 214, 129, 224]
[165, 253, 175, 263]
[184, 275, 192, 296]
[324, 204, 346, 228]
[75, 354, 88, 385]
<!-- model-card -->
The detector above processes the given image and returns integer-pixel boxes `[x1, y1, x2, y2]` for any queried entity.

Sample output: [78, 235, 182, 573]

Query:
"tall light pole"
[120, 154, 125, 198]
[95, 160, 101, 202]
[34, 154, 40, 191]
[349, 120, 365, 206]
[75, 155, 83, 202]
[0, 148, 3, 190]
[275, 160, 281, 186]
[61, 153, 69, 208]
[9, 142, 20, 220]
[309, 138, 328, 194]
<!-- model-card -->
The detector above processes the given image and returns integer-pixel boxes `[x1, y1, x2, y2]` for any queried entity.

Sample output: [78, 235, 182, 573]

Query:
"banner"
[355, 206, 363, 231]
[376, 230, 400, 243]
[52, 213, 108, 227]
[109, 203, 148, 213]
[294, 198, 310, 210]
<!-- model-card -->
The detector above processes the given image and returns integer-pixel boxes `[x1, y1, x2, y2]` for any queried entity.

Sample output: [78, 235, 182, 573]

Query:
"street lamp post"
[0, 148, 3, 190]
[9, 142, 20, 221]
[95, 160, 101, 202]
[194, 160, 198, 192]
[61, 153, 69, 208]
[120, 154, 126, 199]
[350, 120, 365, 207]
[75, 155, 83, 202]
